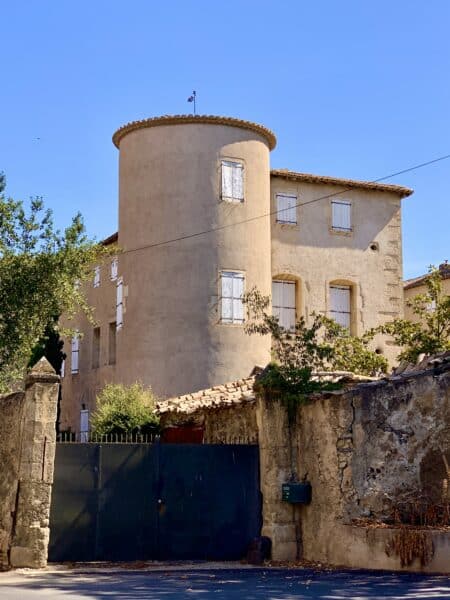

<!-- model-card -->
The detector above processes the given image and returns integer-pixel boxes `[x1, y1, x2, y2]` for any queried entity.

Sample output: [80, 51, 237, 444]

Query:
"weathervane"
[187, 90, 197, 115]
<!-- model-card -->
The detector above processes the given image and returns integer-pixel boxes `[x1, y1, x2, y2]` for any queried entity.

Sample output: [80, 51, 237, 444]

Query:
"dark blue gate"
[48, 441, 261, 562]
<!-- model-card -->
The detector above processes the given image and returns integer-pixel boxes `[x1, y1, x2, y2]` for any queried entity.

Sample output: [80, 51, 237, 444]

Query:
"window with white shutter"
[116, 278, 124, 330]
[60, 359, 65, 378]
[221, 160, 244, 202]
[111, 257, 118, 281]
[330, 285, 351, 329]
[276, 194, 297, 224]
[80, 409, 89, 442]
[71, 336, 79, 374]
[93, 266, 100, 288]
[272, 280, 296, 330]
[331, 200, 352, 232]
[221, 271, 245, 324]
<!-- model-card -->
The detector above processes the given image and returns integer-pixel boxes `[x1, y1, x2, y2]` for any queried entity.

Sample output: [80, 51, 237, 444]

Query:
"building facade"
[60, 115, 413, 432]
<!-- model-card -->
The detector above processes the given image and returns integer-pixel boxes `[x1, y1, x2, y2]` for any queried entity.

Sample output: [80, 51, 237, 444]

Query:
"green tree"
[371, 266, 450, 363]
[91, 383, 160, 436]
[0, 173, 110, 391]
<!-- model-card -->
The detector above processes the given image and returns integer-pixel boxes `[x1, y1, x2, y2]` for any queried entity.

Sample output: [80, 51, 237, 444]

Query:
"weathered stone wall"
[0, 359, 59, 570]
[291, 364, 450, 572]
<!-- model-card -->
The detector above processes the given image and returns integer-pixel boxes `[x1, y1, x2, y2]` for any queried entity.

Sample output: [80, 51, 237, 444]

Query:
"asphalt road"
[1, 568, 450, 599]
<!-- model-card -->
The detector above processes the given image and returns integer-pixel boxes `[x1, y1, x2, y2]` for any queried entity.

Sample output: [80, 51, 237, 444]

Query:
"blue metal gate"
[48, 441, 261, 562]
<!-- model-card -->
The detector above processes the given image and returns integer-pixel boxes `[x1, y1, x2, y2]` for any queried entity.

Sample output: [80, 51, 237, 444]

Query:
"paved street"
[1, 568, 450, 599]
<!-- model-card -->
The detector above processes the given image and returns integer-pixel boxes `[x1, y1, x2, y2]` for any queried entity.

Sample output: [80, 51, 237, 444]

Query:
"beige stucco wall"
[270, 176, 404, 365]
[61, 119, 272, 430]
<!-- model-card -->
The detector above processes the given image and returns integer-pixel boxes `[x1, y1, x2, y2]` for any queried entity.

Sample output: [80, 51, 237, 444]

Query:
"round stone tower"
[112, 115, 276, 398]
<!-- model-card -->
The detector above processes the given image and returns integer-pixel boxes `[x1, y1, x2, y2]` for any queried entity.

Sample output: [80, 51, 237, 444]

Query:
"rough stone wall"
[0, 359, 59, 570]
[293, 365, 450, 571]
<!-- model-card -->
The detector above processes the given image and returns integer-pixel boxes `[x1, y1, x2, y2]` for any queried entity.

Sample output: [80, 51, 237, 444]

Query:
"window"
[111, 257, 118, 281]
[116, 278, 124, 330]
[426, 299, 437, 312]
[276, 194, 297, 224]
[92, 327, 100, 369]
[330, 285, 351, 329]
[80, 409, 89, 442]
[331, 200, 352, 232]
[221, 271, 244, 324]
[93, 266, 100, 288]
[71, 336, 79, 374]
[221, 160, 244, 202]
[272, 280, 296, 330]
[109, 322, 117, 365]
[60, 359, 65, 378]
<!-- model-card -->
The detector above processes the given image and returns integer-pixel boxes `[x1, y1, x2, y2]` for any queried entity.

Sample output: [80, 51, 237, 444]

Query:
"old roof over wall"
[271, 169, 413, 198]
[404, 262, 450, 290]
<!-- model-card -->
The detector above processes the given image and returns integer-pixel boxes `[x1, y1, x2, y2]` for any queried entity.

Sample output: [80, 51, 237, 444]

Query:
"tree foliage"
[0, 173, 110, 391]
[243, 287, 387, 417]
[371, 266, 450, 363]
[91, 383, 160, 435]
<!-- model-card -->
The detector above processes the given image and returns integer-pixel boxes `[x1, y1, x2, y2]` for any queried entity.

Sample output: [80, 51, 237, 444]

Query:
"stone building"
[404, 261, 450, 320]
[60, 114, 413, 432]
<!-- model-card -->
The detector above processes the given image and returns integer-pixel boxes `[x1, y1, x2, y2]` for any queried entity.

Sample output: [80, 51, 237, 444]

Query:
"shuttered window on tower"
[276, 194, 297, 224]
[330, 285, 351, 329]
[221, 271, 245, 324]
[221, 161, 244, 202]
[93, 265, 100, 288]
[272, 280, 296, 330]
[331, 200, 352, 232]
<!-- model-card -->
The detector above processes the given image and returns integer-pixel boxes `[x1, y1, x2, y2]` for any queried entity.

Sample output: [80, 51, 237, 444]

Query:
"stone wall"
[0, 359, 59, 570]
[262, 361, 450, 572]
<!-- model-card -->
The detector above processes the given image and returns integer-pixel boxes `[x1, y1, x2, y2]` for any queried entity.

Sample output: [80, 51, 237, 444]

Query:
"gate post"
[256, 394, 298, 561]
[9, 358, 59, 568]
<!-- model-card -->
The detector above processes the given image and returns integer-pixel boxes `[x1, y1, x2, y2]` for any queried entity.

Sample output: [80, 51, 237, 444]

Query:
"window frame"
[272, 279, 296, 330]
[221, 159, 245, 203]
[71, 335, 80, 374]
[93, 265, 101, 288]
[116, 278, 124, 330]
[220, 270, 245, 325]
[111, 257, 118, 281]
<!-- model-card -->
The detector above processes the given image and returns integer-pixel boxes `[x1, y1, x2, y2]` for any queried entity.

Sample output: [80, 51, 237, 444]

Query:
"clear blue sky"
[1, 0, 449, 278]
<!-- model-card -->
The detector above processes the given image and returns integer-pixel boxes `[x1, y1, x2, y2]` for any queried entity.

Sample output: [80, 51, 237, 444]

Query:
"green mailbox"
[282, 482, 312, 504]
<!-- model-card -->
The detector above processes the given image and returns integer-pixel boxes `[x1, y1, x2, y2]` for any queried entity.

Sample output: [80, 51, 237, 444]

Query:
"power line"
[120, 152, 450, 256]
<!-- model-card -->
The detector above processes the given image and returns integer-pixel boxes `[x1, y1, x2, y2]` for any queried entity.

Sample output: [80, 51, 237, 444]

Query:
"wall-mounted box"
[282, 482, 312, 504]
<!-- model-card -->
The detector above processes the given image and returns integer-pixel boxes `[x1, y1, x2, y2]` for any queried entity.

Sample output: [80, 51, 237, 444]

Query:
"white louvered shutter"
[221, 162, 233, 200]
[60, 359, 65, 378]
[221, 273, 233, 322]
[330, 285, 351, 328]
[272, 281, 296, 330]
[332, 201, 351, 231]
[276, 194, 297, 224]
[71, 336, 79, 373]
[111, 258, 118, 281]
[116, 278, 124, 330]
[94, 266, 100, 288]
[232, 163, 244, 201]
[232, 274, 244, 323]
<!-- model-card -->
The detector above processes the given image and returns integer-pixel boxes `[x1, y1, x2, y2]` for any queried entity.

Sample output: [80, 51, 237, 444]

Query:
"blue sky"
[1, 0, 448, 278]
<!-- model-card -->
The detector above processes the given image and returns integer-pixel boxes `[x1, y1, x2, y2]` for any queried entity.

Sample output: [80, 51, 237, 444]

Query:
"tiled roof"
[112, 114, 277, 150]
[271, 169, 413, 198]
[101, 232, 118, 246]
[404, 262, 450, 290]
[156, 371, 378, 416]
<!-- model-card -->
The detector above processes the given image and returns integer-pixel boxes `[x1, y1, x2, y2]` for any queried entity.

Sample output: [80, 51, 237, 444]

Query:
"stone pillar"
[9, 358, 59, 568]
[256, 395, 298, 561]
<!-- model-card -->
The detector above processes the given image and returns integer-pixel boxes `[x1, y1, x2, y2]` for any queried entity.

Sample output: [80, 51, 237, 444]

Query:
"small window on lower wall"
[80, 409, 89, 442]
[221, 271, 245, 324]
[109, 322, 116, 365]
[272, 280, 296, 330]
[330, 284, 351, 329]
